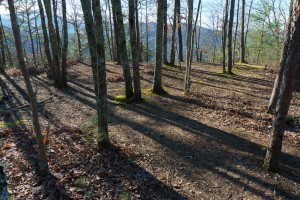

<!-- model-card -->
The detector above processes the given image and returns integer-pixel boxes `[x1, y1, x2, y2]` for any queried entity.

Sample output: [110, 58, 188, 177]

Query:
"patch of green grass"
[114, 95, 128, 104]
[235, 62, 264, 70]
[214, 72, 236, 79]
[236, 127, 245, 135]
[195, 78, 205, 84]
[73, 177, 90, 188]
[141, 89, 153, 96]
[0, 119, 28, 128]
[81, 117, 98, 145]
[118, 191, 132, 200]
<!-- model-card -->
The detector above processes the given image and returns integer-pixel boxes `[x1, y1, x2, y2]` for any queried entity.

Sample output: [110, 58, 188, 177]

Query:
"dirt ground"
[0, 61, 299, 199]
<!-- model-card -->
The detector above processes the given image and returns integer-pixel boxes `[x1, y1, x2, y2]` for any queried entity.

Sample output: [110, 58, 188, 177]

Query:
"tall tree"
[61, 0, 68, 86]
[267, 0, 293, 114]
[152, 0, 166, 94]
[37, 0, 53, 76]
[227, 0, 235, 74]
[111, 0, 134, 99]
[240, 0, 246, 63]
[184, 0, 201, 94]
[177, 0, 183, 62]
[129, 0, 142, 101]
[80, 0, 109, 147]
[222, 0, 229, 73]
[43, 0, 62, 87]
[163, 0, 168, 64]
[8, 0, 49, 175]
[170, 0, 178, 66]
[264, 0, 300, 171]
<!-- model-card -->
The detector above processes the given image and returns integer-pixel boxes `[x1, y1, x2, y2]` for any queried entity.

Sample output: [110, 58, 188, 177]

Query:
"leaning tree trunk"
[227, 0, 235, 74]
[222, 0, 229, 73]
[8, 0, 49, 176]
[264, 0, 300, 171]
[152, 0, 166, 94]
[267, 0, 293, 114]
[112, 0, 134, 99]
[129, 0, 142, 101]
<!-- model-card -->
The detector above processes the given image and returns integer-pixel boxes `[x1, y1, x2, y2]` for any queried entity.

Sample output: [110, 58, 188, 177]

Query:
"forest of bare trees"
[0, 0, 299, 199]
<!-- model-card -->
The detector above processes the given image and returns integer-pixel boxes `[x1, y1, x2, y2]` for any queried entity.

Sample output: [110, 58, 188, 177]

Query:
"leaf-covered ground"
[0, 62, 299, 199]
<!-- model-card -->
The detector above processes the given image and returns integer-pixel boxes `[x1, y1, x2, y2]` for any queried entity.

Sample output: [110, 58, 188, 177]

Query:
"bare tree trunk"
[170, 0, 178, 66]
[135, 0, 141, 63]
[152, 0, 166, 94]
[92, 0, 109, 147]
[112, 0, 134, 99]
[111, 1, 121, 64]
[222, 0, 229, 73]
[184, 0, 201, 94]
[129, 0, 142, 101]
[26, 11, 37, 68]
[104, 3, 113, 61]
[61, 0, 68, 86]
[146, 0, 149, 63]
[108, 0, 116, 62]
[264, 0, 300, 171]
[81, 0, 109, 147]
[245, 0, 254, 61]
[163, 0, 168, 64]
[177, 0, 183, 62]
[267, 0, 293, 114]
[37, 0, 53, 77]
[240, 0, 246, 63]
[233, 0, 240, 65]
[43, 0, 62, 87]
[8, 0, 49, 175]
[227, 0, 235, 74]
[0, 15, 5, 73]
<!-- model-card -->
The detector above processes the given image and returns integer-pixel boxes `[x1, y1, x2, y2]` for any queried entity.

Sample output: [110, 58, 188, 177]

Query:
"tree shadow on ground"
[113, 100, 299, 199]
[0, 77, 70, 199]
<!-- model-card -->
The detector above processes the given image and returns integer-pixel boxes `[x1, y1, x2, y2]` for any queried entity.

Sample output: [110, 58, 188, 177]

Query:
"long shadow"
[192, 68, 273, 87]
[112, 103, 299, 198]
[0, 76, 70, 199]
[165, 93, 271, 123]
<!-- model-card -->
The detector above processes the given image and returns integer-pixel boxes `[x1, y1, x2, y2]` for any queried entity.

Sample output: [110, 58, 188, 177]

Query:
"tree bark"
[112, 0, 134, 99]
[37, 0, 53, 77]
[43, 0, 62, 87]
[267, 0, 293, 114]
[8, 0, 49, 176]
[152, 0, 166, 94]
[80, 0, 109, 147]
[177, 0, 183, 62]
[227, 0, 235, 74]
[240, 0, 246, 63]
[170, 0, 178, 66]
[222, 0, 229, 73]
[92, 0, 109, 147]
[163, 0, 168, 64]
[264, 0, 300, 171]
[61, 0, 68, 86]
[129, 0, 142, 101]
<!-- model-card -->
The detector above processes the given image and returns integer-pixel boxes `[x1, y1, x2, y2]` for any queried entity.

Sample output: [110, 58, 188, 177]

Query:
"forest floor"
[0, 61, 300, 200]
